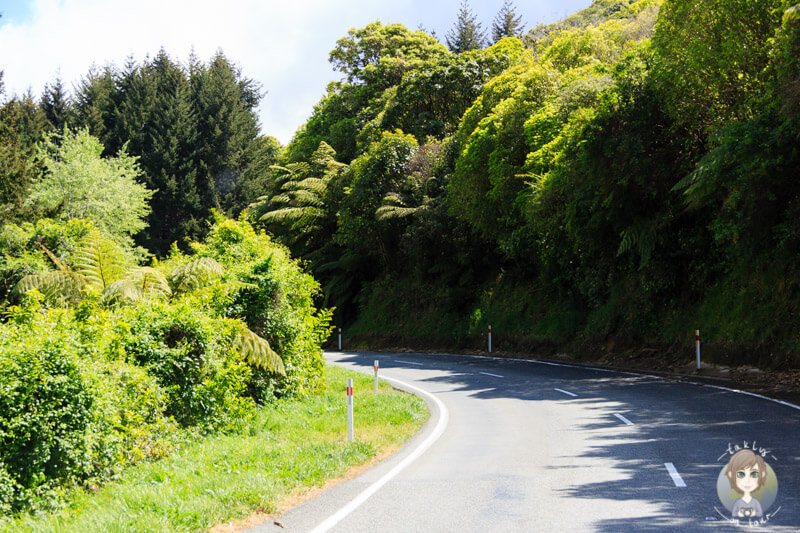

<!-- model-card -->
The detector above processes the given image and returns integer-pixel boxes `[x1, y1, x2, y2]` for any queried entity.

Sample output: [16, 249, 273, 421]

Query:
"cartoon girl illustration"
[725, 449, 767, 518]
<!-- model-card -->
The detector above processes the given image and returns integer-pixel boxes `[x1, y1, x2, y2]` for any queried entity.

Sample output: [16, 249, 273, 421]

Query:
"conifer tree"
[40, 77, 71, 132]
[492, 0, 524, 42]
[0, 95, 47, 216]
[445, 0, 486, 53]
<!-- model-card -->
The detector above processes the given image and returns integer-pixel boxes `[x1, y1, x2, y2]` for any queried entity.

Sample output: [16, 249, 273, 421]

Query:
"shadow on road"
[333, 351, 800, 532]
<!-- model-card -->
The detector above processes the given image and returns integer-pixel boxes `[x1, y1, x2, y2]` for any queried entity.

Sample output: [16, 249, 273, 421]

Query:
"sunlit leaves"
[26, 128, 153, 249]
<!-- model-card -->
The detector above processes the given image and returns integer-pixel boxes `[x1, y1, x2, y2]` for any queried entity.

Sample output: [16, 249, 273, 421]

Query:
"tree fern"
[376, 191, 426, 221]
[293, 177, 327, 195]
[168, 257, 225, 295]
[73, 231, 128, 291]
[259, 206, 325, 226]
[13, 270, 85, 306]
[101, 267, 172, 306]
[617, 219, 657, 268]
[233, 327, 285, 375]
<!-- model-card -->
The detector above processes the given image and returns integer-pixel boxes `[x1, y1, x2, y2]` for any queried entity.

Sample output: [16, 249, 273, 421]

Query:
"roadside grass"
[2, 365, 428, 533]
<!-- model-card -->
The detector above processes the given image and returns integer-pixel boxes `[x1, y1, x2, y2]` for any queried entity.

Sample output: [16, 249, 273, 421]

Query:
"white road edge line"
[613, 413, 634, 426]
[479, 371, 504, 378]
[309, 375, 449, 533]
[664, 462, 687, 487]
[554, 388, 578, 397]
[703, 384, 800, 411]
[395, 360, 424, 366]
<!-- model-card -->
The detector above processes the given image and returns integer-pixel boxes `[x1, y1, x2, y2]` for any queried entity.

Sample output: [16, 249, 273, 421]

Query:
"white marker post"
[373, 360, 379, 393]
[346, 378, 354, 442]
[696, 329, 701, 370]
[488, 325, 492, 353]
[338, 327, 342, 351]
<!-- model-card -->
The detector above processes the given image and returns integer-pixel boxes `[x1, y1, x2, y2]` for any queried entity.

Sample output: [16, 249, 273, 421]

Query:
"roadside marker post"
[338, 327, 342, 351]
[373, 360, 379, 393]
[346, 378, 354, 442]
[696, 329, 701, 370]
[488, 325, 492, 353]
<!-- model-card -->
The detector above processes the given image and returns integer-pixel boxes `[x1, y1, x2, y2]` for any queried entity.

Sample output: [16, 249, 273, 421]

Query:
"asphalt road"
[247, 351, 800, 532]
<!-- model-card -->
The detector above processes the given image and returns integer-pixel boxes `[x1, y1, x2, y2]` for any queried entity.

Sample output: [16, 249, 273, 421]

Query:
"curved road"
[248, 351, 800, 532]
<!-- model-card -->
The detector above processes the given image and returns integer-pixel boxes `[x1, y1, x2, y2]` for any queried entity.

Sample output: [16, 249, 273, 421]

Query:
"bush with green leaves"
[0, 218, 95, 306]
[162, 215, 333, 400]
[122, 300, 256, 432]
[0, 213, 335, 513]
[0, 293, 176, 513]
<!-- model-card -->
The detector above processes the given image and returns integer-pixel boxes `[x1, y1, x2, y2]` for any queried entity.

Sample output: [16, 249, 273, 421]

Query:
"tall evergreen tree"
[191, 51, 261, 212]
[492, 0, 524, 42]
[0, 94, 47, 218]
[40, 77, 71, 132]
[72, 66, 117, 149]
[68, 50, 264, 255]
[445, 0, 486, 53]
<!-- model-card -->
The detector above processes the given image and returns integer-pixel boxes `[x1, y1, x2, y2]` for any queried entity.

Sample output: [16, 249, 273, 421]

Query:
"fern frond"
[617, 220, 657, 269]
[290, 189, 324, 207]
[101, 278, 143, 306]
[73, 232, 128, 291]
[259, 206, 324, 225]
[133, 267, 172, 298]
[168, 257, 225, 295]
[376, 204, 419, 220]
[269, 193, 293, 206]
[14, 270, 85, 306]
[382, 192, 406, 204]
[270, 162, 311, 177]
[102, 266, 173, 306]
[290, 178, 327, 195]
[234, 328, 285, 375]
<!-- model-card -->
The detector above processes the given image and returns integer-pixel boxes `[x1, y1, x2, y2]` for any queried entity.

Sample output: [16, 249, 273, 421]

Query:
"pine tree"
[492, 0, 524, 43]
[40, 77, 71, 132]
[0, 95, 47, 216]
[445, 0, 486, 53]
[68, 50, 264, 255]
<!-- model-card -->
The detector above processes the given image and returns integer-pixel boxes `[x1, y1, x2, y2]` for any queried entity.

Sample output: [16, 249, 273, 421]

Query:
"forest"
[0, 0, 799, 514]
[261, 0, 800, 365]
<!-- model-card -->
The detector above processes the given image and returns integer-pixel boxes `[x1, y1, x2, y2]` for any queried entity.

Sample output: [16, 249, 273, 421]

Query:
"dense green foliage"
[253, 0, 800, 365]
[0, 215, 330, 513]
[26, 128, 153, 250]
[1, 50, 278, 255]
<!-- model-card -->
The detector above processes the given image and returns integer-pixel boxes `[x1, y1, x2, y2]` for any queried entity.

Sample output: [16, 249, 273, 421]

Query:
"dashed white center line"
[479, 371, 504, 378]
[664, 462, 687, 487]
[613, 413, 634, 425]
[395, 360, 424, 366]
[554, 388, 578, 397]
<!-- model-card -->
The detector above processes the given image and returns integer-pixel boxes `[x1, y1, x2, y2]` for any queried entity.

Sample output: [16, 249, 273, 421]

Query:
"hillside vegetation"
[255, 0, 800, 365]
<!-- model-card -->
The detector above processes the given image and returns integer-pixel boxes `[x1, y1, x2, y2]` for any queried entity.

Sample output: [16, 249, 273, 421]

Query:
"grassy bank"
[1, 365, 427, 533]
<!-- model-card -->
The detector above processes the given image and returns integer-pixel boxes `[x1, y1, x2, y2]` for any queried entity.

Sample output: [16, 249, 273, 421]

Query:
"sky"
[0, 0, 592, 145]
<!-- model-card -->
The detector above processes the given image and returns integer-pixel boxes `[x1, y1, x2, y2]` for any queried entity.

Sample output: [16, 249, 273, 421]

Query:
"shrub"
[163, 215, 333, 400]
[0, 295, 177, 512]
[0, 296, 93, 511]
[123, 300, 256, 432]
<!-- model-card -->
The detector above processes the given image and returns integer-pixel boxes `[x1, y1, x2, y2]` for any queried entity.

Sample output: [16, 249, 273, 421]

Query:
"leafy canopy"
[25, 128, 153, 249]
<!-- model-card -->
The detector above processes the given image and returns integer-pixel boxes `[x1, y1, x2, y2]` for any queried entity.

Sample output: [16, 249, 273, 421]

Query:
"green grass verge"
[2, 365, 428, 533]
